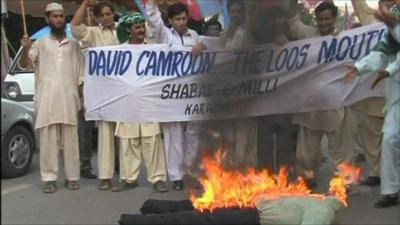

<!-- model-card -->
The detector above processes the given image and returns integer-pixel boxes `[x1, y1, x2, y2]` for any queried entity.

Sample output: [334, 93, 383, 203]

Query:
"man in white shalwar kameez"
[145, 0, 206, 191]
[346, 7, 400, 208]
[19, 3, 82, 193]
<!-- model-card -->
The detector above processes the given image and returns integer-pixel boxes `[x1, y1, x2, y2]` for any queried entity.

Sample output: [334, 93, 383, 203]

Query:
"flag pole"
[20, 0, 28, 36]
[87, 7, 91, 26]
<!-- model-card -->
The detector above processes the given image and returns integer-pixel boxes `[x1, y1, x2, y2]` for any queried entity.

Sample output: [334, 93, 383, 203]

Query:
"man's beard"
[49, 23, 66, 36]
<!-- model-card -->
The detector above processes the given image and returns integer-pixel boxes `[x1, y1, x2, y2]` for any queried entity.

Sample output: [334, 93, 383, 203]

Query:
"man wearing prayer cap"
[45, 2, 63, 12]
[19, 2, 83, 193]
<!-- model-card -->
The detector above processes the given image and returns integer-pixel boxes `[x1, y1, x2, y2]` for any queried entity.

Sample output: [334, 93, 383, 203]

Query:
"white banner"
[84, 23, 386, 122]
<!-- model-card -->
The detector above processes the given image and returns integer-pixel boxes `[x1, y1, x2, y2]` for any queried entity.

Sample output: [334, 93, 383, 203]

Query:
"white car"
[3, 47, 35, 110]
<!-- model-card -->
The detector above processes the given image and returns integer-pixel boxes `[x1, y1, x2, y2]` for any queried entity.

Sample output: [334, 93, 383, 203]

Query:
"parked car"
[1, 98, 36, 178]
[2, 47, 35, 109]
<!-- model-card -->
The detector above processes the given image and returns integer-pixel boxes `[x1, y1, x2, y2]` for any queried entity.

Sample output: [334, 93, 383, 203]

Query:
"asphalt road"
[1, 153, 399, 225]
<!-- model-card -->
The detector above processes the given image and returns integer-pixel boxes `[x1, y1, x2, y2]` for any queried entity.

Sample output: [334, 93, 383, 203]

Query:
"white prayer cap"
[45, 3, 64, 12]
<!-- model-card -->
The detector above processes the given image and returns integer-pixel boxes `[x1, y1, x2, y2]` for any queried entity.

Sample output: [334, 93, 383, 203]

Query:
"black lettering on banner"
[170, 84, 181, 99]
[349, 33, 366, 60]
[365, 30, 380, 53]
[172, 52, 183, 77]
[287, 47, 299, 70]
[181, 52, 193, 76]
[180, 84, 189, 98]
[318, 38, 337, 63]
[184, 103, 230, 115]
[119, 51, 132, 75]
[185, 104, 192, 115]
[157, 51, 173, 76]
[201, 52, 217, 74]
[88, 50, 133, 76]
[88, 50, 97, 75]
[238, 78, 279, 96]
[145, 51, 158, 75]
[97, 50, 106, 75]
[160, 83, 215, 99]
[161, 84, 171, 99]
[296, 44, 311, 69]
[336, 36, 352, 61]
[275, 48, 289, 71]
[136, 51, 150, 75]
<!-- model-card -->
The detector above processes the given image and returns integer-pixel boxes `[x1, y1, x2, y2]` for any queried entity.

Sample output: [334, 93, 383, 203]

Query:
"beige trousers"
[360, 114, 383, 176]
[350, 108, 383, 177]
[334, 107, 358, 165]
[119, 135, 167, 184]
[296, 108, 356, 175]
[296, 125, 337, 172]
[296, 126, 337, 174]
[97, 121, 116, 179]
[39, 124, 79, 181]
[231, 118, 258, 168]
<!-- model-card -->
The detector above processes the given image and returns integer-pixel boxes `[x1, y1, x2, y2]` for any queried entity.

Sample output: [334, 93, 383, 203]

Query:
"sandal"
[98, 179, 111, 191]
[65, 180, 80, 191]
[43, 181, 57, 194]
[153, 180, 169, 193]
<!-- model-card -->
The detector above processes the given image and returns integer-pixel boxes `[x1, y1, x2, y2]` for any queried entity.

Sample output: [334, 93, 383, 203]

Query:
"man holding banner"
[111, 12, 169, 193]
[145, 0, 205, 191]
[288, 1, 355, 186]
[71, 0, 119, 191]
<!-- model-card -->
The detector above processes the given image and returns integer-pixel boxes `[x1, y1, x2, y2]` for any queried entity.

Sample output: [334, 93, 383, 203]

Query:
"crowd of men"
[17, 0, 399, 209]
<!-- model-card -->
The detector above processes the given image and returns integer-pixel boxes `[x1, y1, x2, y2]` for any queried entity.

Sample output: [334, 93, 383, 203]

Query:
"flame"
[328, 163, 362, 207]
[336, 163, 362, 185]
[328, 175, 348, 207]
[190, 149, 361, 212]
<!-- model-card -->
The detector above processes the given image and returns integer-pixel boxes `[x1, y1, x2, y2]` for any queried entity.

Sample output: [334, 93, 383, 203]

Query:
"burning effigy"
[119, 149, 361, 225]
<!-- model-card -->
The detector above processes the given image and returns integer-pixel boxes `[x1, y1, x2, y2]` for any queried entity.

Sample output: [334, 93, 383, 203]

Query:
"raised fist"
[20, 35, 31, 49]
[84, 0, 97, 7]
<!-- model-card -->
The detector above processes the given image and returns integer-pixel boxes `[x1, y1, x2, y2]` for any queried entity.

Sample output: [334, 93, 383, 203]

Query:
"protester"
[111, 12, 169, 193]
[221, 0, 247, 47]
[348, 96, 384, 186]
[145, 0, 206, 191]
[71, 0, 119, 190]
[76, 0, 98, 181]
[19, 2, 82, 193]
[345, 1, 400, 208]
[204, 19, 222, 37]
[78, 111, 97, 179]
[287, 1, 355, 187]
[345, 0, 389, 187]
[219, 0, 259, 169]
[254, 5, 298, 172]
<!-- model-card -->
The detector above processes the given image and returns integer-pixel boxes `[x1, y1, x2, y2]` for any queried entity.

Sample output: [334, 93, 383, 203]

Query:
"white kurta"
[355, 26, 400, 194]
[146, 0, 202, 181]
[24, 35, 83, 181]
[28, 36, 83, 129]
